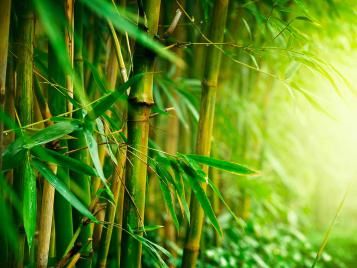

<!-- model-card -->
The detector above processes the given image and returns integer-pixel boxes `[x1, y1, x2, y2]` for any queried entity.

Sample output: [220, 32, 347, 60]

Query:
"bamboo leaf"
[23, 155, 37, 250]
[295, 16, 314, 23]
[96, 118, 117, 165]
[31, 147, 97, 177]
[129, 230, 170, 268]
[2, 137, 27, 170]
[79, 0, 184, 67]
[23, 120, 82, 149]
[207, 177, 245, 228]
[133, 225, 164, 233]
[185, 154, 258, 175]
[33, 0, 71, 74]
[83, 127, 114, 201]
[32, 159, 97, 223]
[159, 181, 179, 230]
[148, 157, 180, 229]
[242, 18, 252, 40]
[179, 161, 221, 235]
[170, 159, 190, 222]
[0, 174, 19, 251]
[86, 73, 142, 119]
[158, 79, 188, 128]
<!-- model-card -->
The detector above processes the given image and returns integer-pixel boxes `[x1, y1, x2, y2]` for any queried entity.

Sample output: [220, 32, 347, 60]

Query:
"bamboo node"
[202, 79, 218, 88]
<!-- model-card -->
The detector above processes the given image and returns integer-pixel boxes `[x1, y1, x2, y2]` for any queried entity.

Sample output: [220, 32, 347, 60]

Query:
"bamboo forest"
[0, 0, 356, 267]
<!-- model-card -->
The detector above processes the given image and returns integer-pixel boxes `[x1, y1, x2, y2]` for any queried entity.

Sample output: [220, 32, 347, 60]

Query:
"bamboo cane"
[0, 0, 11, 171]
[120, 1, 161, 267]
[68, 2, 93, 267]
[181, 1, 229, 267]
[0, 2, 12, 263]
[50, 0, 74, 258]
[96, 22, 128, 267]
[13, 1, 34, 265]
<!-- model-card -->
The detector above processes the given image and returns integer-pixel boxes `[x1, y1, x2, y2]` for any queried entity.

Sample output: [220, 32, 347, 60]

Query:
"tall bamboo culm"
[69, 2, 93, 267]
[0, 0, 12, 265]
[53, 0, 74, 260]
[96, 20, 128, 267]
[13, 1, 34, 265]
[0, 0, 11, 171]
[120, 0, 161, 267]
[181, 0, 229, 267]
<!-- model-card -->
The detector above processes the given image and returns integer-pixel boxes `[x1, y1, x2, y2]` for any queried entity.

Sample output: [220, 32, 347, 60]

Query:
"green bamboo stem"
[47, 0, 74, 258]
[37, 171, 56, 268]
[65, 0, 74, 115]
[0, 0, 11, 171]
[92, 148, 106, 250]
[208, 145, 221, 246]
[181, 1, 229, 267]
[1, 23, 15, 267]
[68, 3, 93, 267]
[13, 1, 34, 265]
[96, 27, 128, 267]
[33, 71, 59, 268]
[96, 148, 126, 268]
[120, 1, 161, 267]
[91, 44, 116, 251]
[163, 3, 186, 263]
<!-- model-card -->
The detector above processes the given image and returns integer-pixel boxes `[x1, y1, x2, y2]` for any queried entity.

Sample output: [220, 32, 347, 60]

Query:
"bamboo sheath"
[181, 0, 229, 267]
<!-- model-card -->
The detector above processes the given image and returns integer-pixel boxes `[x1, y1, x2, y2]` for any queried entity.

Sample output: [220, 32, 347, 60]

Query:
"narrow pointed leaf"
[207, 178, 245, 228]
[23, 156, 37, 250]
[2, 137, 27, 170]
[79, 0, 184, 66]
[159, 181, 179, 230]
[179, 161, 221, 235]
[31, 147, 97, 177]
[83, 127, 114, 201]
[171, 159, 190, 223]
[185, 154, 257, 175]
[96, 118, 117, 165]
[23, 120, 82, 149]
[87, 73, 142, 119]
[32, 159, 97, 222]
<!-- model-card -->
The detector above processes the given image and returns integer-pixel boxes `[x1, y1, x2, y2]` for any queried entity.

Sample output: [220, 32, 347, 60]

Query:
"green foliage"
[1, 0, 356, 267]
[32, 159, 97, 223]
[23, 154, 37, 250]
[200, 217, 335, 268]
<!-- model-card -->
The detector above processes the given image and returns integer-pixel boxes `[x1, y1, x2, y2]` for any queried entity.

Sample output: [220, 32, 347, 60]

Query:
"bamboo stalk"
[162, 2, 186, 263]
[46, 0, 74, 259]
[96, 13, 129, 266]
[35, 66, 59, 268]
[69, 2, 93, 267]
[37, 173, 56, 268]
[208, 145, 221, 246]
[0, 1, 12, 262]
[181, 1, 229, 267]
[0, 0, 11, 171]
[13, 1, 35, 265]
[2, 22, 15, 267]
[65, 0, 74, 115]
[120, 1, 161, 267]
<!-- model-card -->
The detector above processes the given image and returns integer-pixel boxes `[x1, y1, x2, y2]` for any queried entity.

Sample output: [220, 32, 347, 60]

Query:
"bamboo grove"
[0, 0, 356, 267]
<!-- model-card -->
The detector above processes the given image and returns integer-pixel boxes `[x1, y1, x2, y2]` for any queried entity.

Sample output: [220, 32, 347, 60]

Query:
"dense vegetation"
[0, 0, 356, 267]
